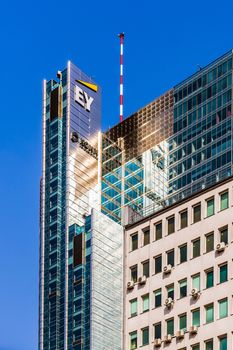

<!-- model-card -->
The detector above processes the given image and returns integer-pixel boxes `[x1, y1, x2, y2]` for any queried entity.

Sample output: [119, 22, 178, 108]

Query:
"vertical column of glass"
[45, 114, 63, 350]
[67, 218, 92, 350]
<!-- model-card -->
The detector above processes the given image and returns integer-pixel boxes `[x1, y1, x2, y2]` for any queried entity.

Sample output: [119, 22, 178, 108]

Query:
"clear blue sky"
[0, 0, 232, 349]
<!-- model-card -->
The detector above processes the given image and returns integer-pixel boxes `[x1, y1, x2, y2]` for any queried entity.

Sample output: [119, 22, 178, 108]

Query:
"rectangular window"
[206, 197, 214, 217]
[167, 215, 175, 235]
[130, 299, 137, 317]
[192, 308, 200, 326]
[143, 229, 150, 246]
[180, 210, 188, 229]
[205, 339, 213, 350]
[219, 298, 228, 319]
[192, 344, 200, 350]
[219, 263, 228, 283]
[219, 336, 227, 350]
[131, 233, 138, 251]
[220, 227, 228, 244]
[155, 222, 162, 240]
[206, 232, 214, 253]
[179, 279, 187, 298]
[130, 331, 137, 350]
[141, 327, 149, 346]
[179, 244, 187, 263]
[193, 204, 201, 223]
[166, 318, 174, 335]
[154, 255, 162, 274]
[131, 265, 137, 282]
[205, 303, 214, 323]
[142, 260, 149, 278]
[192, 238, 200, 258]
[220, 191, 228, 211]
[206, 269, 214, 288]
[192, 274, 200, 291]
[167, 249, 174, 267]
[167, 284, 174, 300]
[179, 313, 187, 331]
[142, 294, 149, 312]
[154, 289, 162, 308]
[154, 322, 161, 340]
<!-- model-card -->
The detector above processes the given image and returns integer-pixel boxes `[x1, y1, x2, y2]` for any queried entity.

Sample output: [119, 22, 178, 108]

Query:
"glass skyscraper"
[39, 50, 233, 350]
[39, 62, 123, 350]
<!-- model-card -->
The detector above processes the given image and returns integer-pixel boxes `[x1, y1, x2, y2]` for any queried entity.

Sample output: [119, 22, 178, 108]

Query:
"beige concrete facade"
[124, 177, 233, 350]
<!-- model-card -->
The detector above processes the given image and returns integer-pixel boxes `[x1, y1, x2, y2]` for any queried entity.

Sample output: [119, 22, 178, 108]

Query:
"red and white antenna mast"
[118, 32, 124, 122]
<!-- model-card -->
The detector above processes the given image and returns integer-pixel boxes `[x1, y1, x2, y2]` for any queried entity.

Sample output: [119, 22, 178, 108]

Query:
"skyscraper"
[39, 62, 123, 350]
[40, 50, 233, 350]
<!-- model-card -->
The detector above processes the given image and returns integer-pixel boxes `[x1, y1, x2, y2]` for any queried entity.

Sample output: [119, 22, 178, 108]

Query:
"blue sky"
[0, 0, 233, 349]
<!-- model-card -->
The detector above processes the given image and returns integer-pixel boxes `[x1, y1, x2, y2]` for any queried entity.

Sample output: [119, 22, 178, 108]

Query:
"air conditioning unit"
[164, 297, 173, 308]
[127, 281, 134, 290]
[191, 288, 199, 298]
[216, 242, 226, 252]
[163, 264, 172, 274]
[176, 330, 185, 339]
[164, 334, 172, 343]
[189, 325, 198, 334]
[138, 275, 147, 285]
[154, 338, 162, 347]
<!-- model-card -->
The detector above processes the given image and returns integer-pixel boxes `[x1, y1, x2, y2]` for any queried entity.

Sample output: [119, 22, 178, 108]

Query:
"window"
[166, 318, 174, 335]
[179, 244, 187, 263]
[179, 313, 187, 331]
[154, 289, 162, 308]
[220, 191, 228, 211]
[167, 249, 174, 267]
[142, 294, 149, 313]
[206, 232, 214, 253]
[219, 298, 228, 319]
[130, 299, 137, 317]
[131, 233, 138, 251]
[179, 279, 187, 298]
[205, 303, 214, 323]
[141, 327, 149, 346]
[192, 344, 200, 350]
[167, 284, 174, 300]
[154, 255, 162, 274]
[130, 331, 137, 350]
[167, 215, 175, 235]
[219, 263, 228, 283]
[192, 274, 200, 291]
[205, 339, 213, 350]
[155, 222, 162, 240]
[219, 336, 227, 350]
[192, 238, 200, 258]
[143, 229, 150, 246]
[142, 260, 149, 278]
[192, 308, 200, 326]
[220, 227, 228, 244]
[193, 204, 201, 223]
[131, 265, 138, 282]
[206, 269, 214, 288]
[180, 210, 188, 229]
[206, 197, 214, 217]
[154, 322, 161, 340]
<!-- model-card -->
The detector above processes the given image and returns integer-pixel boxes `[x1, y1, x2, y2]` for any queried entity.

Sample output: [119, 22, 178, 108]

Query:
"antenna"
[118, 32, 124, 122]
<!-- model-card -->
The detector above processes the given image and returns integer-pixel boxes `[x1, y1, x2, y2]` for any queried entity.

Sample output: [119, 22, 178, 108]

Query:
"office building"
[124, 176, 233, 350]
[39, 62, 123, 350]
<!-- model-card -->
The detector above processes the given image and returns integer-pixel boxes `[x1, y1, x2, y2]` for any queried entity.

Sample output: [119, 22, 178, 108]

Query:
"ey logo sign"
[74, 80, 98, 112]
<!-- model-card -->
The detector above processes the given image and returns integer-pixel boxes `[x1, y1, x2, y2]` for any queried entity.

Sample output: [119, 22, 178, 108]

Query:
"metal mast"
[118, 32, 124, 122]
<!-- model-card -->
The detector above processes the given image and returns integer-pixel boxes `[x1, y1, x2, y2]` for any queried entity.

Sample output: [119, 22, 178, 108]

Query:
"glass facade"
[168, 51, 233, 203]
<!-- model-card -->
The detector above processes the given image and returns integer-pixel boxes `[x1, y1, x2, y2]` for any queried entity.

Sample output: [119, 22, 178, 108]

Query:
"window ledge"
[204, 214, 215, 219]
